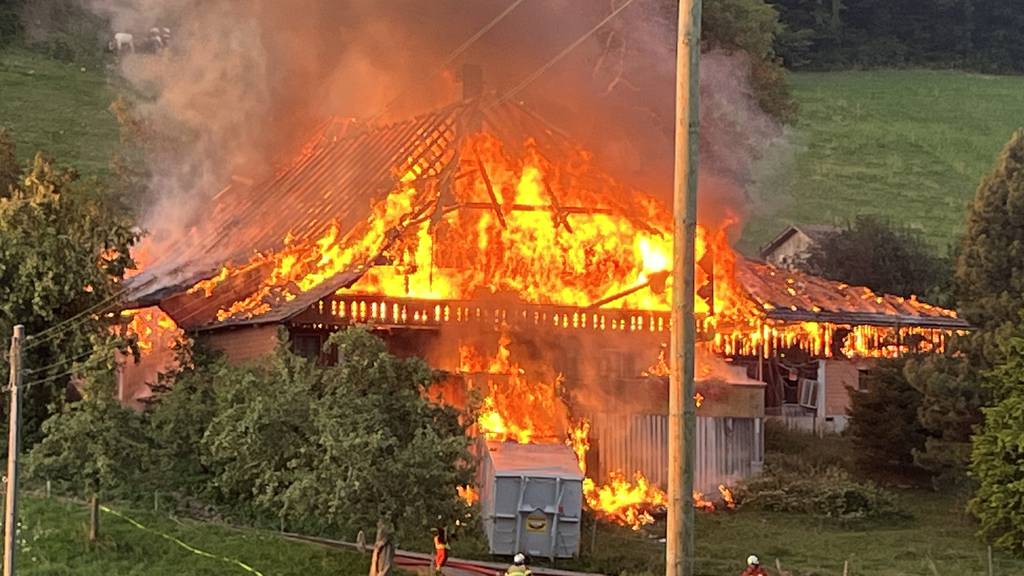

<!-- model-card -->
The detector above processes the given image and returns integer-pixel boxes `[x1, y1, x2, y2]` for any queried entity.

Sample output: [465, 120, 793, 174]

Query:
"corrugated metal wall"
[588, 414, 763, 494]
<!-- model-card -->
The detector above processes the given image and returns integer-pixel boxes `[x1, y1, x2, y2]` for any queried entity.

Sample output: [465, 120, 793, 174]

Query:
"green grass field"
[19, 490, 1013, 576]
[0, 48, 120, 176]
[513, 490, 1019, 576]
[16, 496, 369, 576]
[742, 69, 1024, 253]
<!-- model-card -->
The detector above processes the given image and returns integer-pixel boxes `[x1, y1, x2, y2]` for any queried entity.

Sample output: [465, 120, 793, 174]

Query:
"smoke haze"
[85, 0, 783, 254]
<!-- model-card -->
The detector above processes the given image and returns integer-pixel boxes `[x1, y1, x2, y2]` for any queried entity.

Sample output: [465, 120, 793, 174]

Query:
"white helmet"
[747, 555, 759, 566]
[513, 553, 526, 565]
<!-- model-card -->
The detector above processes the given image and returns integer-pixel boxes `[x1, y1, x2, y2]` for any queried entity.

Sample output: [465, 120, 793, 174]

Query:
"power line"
[16, 360, 98, 392]
[370, 0, 525, 122]
[442, 0, 526, 68]
[498, 0, 635, 104]
[24, 349, 94, 376]
[25, 277, 157, 351]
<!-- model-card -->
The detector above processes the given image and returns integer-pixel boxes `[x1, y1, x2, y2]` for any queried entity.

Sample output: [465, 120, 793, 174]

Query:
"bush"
[763, 419, 855, 473]
[0, 0, 23, 49]
[740, 465, 901, 521]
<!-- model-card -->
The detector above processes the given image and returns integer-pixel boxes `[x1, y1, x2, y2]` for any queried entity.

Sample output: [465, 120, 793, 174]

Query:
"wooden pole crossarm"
[586, 270, 669, 310]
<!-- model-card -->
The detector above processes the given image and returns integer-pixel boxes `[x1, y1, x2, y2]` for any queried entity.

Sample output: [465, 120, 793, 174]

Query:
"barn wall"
[588, 413, 763, 494]
[202, 325, 282, 364]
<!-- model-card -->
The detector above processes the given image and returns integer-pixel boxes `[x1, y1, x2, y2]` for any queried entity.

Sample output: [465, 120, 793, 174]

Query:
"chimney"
[461, 64, 483, 101]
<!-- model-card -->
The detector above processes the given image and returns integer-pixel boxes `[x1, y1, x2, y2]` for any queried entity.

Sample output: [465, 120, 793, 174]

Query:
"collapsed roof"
[124, 97, 968, 334]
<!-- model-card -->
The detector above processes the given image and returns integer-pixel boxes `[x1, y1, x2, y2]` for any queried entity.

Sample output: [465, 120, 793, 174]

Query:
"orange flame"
[120, 307, 182, 354]
[457, 485, 479, 505]
[162, 126, 955, 359]
[465, 335, 568, 445]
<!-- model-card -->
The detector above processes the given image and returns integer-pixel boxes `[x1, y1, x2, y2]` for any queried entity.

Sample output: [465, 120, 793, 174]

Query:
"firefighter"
[431, 527, 450, 574]
[506, 553, 531, 576]
[741, 554, 768, 576]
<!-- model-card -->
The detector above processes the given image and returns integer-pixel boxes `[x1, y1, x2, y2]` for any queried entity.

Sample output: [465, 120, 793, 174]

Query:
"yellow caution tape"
[100, 505, 266, 576]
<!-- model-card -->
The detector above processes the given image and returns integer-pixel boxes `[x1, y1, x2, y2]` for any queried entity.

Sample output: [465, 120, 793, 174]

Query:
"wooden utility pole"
[4, 325, 23, 576]
[667, 1, 701, 576]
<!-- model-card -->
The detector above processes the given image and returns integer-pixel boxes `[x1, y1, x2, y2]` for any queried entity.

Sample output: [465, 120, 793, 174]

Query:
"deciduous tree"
[0, 149, 138, 445]
[202, 329, 474, 536]
[27, 374, 151, 498]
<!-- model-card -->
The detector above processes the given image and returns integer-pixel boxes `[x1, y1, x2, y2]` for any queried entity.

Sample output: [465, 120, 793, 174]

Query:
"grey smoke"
[83, 0, 784, 256]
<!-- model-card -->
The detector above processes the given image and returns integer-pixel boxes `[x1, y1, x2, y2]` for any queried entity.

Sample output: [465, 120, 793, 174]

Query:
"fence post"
[590, 519, 597, 553]
[89, 494, 99, 542]
[988, 545, 994, 576]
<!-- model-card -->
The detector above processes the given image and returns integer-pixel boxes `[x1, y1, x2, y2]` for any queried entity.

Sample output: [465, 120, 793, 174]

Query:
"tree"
[956, 129, 1024, 338]
[847, 357, 926, 478]
[201, 329, 474, 536]
[702, 0, 798, 123]
[145, 344, 220, 501]
[971, 334, 1024, 553]
[965, 130, 1024, 550]
[27, 373, 151, 499]
[769, 0, 1024, 73]
[800, 215, 950, 301]
[905, 352, 986, 491]
[0, 149, 138, 445]
[905, 130, 1024, 493]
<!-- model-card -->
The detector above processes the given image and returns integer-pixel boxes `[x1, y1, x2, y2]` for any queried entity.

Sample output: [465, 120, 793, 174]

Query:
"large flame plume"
[460, 334, 729, 529]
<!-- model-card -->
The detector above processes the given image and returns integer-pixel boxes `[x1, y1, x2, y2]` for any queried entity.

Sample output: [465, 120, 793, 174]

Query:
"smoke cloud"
[84, 0, 783, 257]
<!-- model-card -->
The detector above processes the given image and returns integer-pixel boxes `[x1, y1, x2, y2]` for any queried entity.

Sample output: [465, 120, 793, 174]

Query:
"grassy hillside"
[17, 496, 368, 576]
[743, 69, 1024, 253]
[0, 48, 120, 176]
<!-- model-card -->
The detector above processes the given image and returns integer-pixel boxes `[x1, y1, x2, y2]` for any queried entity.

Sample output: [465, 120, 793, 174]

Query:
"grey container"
[478, 441, 583, 559]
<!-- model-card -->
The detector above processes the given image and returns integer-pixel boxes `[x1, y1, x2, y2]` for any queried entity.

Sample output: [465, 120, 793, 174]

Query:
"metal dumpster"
[479, 441, 583, 559]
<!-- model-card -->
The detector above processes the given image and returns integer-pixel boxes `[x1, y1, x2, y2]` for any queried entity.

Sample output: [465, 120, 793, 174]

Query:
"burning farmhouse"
[118, 93, 967, 550]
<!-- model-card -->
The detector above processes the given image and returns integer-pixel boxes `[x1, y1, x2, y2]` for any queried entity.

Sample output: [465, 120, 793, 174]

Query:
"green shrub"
[739, 465, 901, 521]
[763, 420, 855, 473]
[0, 0, 23, 48]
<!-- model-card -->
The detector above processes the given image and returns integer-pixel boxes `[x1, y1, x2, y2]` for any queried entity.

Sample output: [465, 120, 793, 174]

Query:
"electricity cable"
[498, 0, 635, 104]
[370, 0, 525, 122]
[25, 276, 158, 351]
